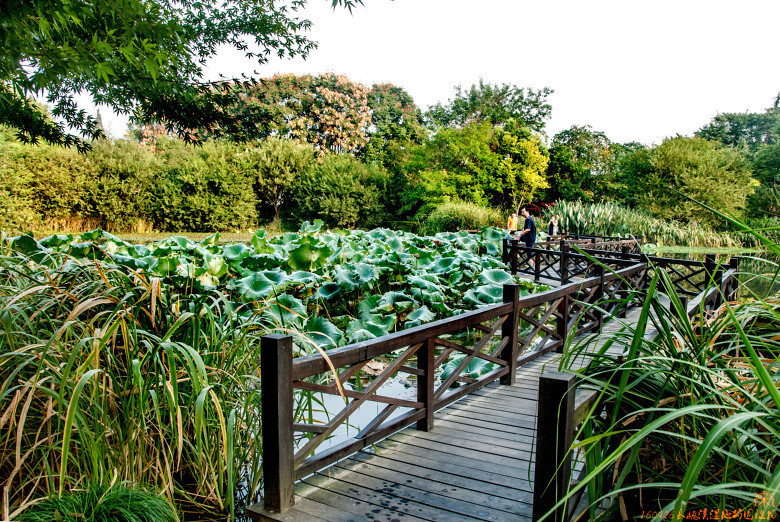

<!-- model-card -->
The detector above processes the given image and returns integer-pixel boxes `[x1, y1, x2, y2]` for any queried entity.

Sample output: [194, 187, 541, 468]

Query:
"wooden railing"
[504, 238, 739, 299]
[533, 372, 605, 522]
[260, 262, 649, 513]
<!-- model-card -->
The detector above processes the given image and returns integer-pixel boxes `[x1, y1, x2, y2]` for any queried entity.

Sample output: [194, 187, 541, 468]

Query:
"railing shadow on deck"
[257, 261, 650, 514]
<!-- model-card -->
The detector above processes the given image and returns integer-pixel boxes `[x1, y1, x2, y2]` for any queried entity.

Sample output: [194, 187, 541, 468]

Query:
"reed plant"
[549, 200, 738, 247]
[549, 234, 780, 519]
[0, 248, 269, 519]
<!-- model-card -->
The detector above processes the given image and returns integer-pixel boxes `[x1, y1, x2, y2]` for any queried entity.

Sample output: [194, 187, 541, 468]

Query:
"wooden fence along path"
[248, 235, 739, 522]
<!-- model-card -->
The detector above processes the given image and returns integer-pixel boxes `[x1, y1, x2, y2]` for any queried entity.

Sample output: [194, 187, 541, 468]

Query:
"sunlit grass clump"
[17, 484, 177, 522]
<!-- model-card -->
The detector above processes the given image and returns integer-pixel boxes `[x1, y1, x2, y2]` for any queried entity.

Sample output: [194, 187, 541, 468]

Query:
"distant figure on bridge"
[547, 214, 559, 237]
[518, 208, 536, 247]
[507, 212, 518, 233]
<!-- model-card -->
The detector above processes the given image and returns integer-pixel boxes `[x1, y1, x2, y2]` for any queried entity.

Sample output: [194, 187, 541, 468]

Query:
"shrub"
[421, 200, 504, 234]
[286, 154, 389, 228]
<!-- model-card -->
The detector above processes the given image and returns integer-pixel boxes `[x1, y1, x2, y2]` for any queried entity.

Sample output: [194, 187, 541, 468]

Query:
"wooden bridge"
[248, 235, 739, 522]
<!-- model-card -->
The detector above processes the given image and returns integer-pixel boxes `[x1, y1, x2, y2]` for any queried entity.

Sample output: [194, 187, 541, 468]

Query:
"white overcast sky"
[101, 0, 780, 145]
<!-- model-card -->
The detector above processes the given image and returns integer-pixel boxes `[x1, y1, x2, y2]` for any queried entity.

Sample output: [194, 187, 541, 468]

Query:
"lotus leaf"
[404, 306, 436, 328]
[305, 316, 343, 349]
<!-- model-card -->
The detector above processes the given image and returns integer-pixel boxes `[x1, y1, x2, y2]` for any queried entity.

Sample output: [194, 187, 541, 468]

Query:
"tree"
[695, 110, 780, 153]
[399, 121, 548, 218]
[235, 73, 372, 154]
[238, 137, 315, 220]
[0, 0, 362, 151]
[545, 125, 612, 202]
[643, 136, 758, 227]
[426, 80, 553, 133]
[362, 83, 427, 167]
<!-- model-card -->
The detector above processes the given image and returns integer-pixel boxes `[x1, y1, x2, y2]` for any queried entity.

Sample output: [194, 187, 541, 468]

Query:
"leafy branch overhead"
[0, 0, 363, 150]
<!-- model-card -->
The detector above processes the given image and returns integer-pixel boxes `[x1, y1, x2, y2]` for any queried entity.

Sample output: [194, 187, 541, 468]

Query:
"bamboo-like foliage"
[549, 200, 738, 247]
[0, 249, 268, 519]
[551, 263, 780, 519]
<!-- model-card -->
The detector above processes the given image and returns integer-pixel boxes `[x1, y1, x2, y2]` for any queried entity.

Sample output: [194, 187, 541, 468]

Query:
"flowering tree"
[238, 73, 372, 154]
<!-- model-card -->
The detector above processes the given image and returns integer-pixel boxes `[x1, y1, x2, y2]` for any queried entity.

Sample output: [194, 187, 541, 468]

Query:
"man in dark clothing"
[519, 208, 536, 247]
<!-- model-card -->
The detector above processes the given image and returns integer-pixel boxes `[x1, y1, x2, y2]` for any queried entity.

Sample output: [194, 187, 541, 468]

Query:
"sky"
[100, 0, 780, 145]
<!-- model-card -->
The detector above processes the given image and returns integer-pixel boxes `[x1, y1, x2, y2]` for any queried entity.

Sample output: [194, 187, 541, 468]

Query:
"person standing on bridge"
[507, 212, 519, 234]
[518, 208, 536, 248]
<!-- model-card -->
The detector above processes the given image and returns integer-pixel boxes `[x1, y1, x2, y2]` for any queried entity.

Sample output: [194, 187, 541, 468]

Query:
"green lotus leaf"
[482, 227, 504, 242]
[78, 229, 103, 241]
[251, 230, 269, 252]
[240, 254, 282, 272]
[316, 282, 342, 300]
[480, 269, 514, 285]
[169, 236, 194, 250]
[432, 257, 458, 273]
[440, 354, 498, 386]
[263, 294, 306, 328]
[176, 262, 196, 277]
[203, 253, 227, 277]
[11, 235, 43, 255]
[39, 234, 73, 248]
[155, 257, 178, 275]
[377, 291, 417, 312]
[305, 316, 343, 349]
[230, 273, 275, 301]
[463, 284, 504, 307]
[358, 295, 384, 318]
[287, 271, 322, 285]
[404, 305, 436, 328]
[288, 237, 333, 271]
[299, 219, 324, 233]
[200, 232, 221, 246]
[223, 243, 250, 260]
[334, 263, 377, 291]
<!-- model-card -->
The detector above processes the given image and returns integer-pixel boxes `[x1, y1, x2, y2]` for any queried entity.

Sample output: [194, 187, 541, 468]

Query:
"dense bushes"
[422, 200, 504, 234]
[287, 154, 389, 228]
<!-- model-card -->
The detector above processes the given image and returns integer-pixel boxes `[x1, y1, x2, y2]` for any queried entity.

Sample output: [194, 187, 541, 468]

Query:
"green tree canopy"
[425, 80, 553, 133]
[400, 120, 548, 217]
[0, 0, 362, 150]
[643, 136, 758, 227]
[236, 137, 315, 221]
[545, 125, 612, 202]
[695, 110, 780, 153]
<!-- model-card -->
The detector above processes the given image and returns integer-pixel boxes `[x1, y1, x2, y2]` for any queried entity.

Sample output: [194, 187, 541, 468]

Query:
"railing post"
[534, 251, 541, 282]
[560, 240, 569, 284]
[261, 334, 295, 513]
[500, 283, 520, 385]
[729, 256, 740, 301]
[593, 264, 605, 332]
[533, 372, 576, 522]
[556, 294, 569, 353]
[417, 338, 435, 431]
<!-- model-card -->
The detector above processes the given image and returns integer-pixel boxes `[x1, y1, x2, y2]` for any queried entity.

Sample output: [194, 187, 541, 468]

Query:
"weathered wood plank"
[348, 450, 534, 502]
[303, 471, 488, 522]
[331, 459, 532, 520]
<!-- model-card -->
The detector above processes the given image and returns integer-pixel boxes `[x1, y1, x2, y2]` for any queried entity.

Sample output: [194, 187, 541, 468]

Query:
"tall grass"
[421, 200, 504, 234]
[0, 248, 269, 519]
[551, 250, 780, 519]
[549, 200, 738, 247]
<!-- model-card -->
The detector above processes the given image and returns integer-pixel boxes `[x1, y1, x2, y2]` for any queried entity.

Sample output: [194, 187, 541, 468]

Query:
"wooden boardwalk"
[247, 306, 651, 522]
[248, 238, 738, 522]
